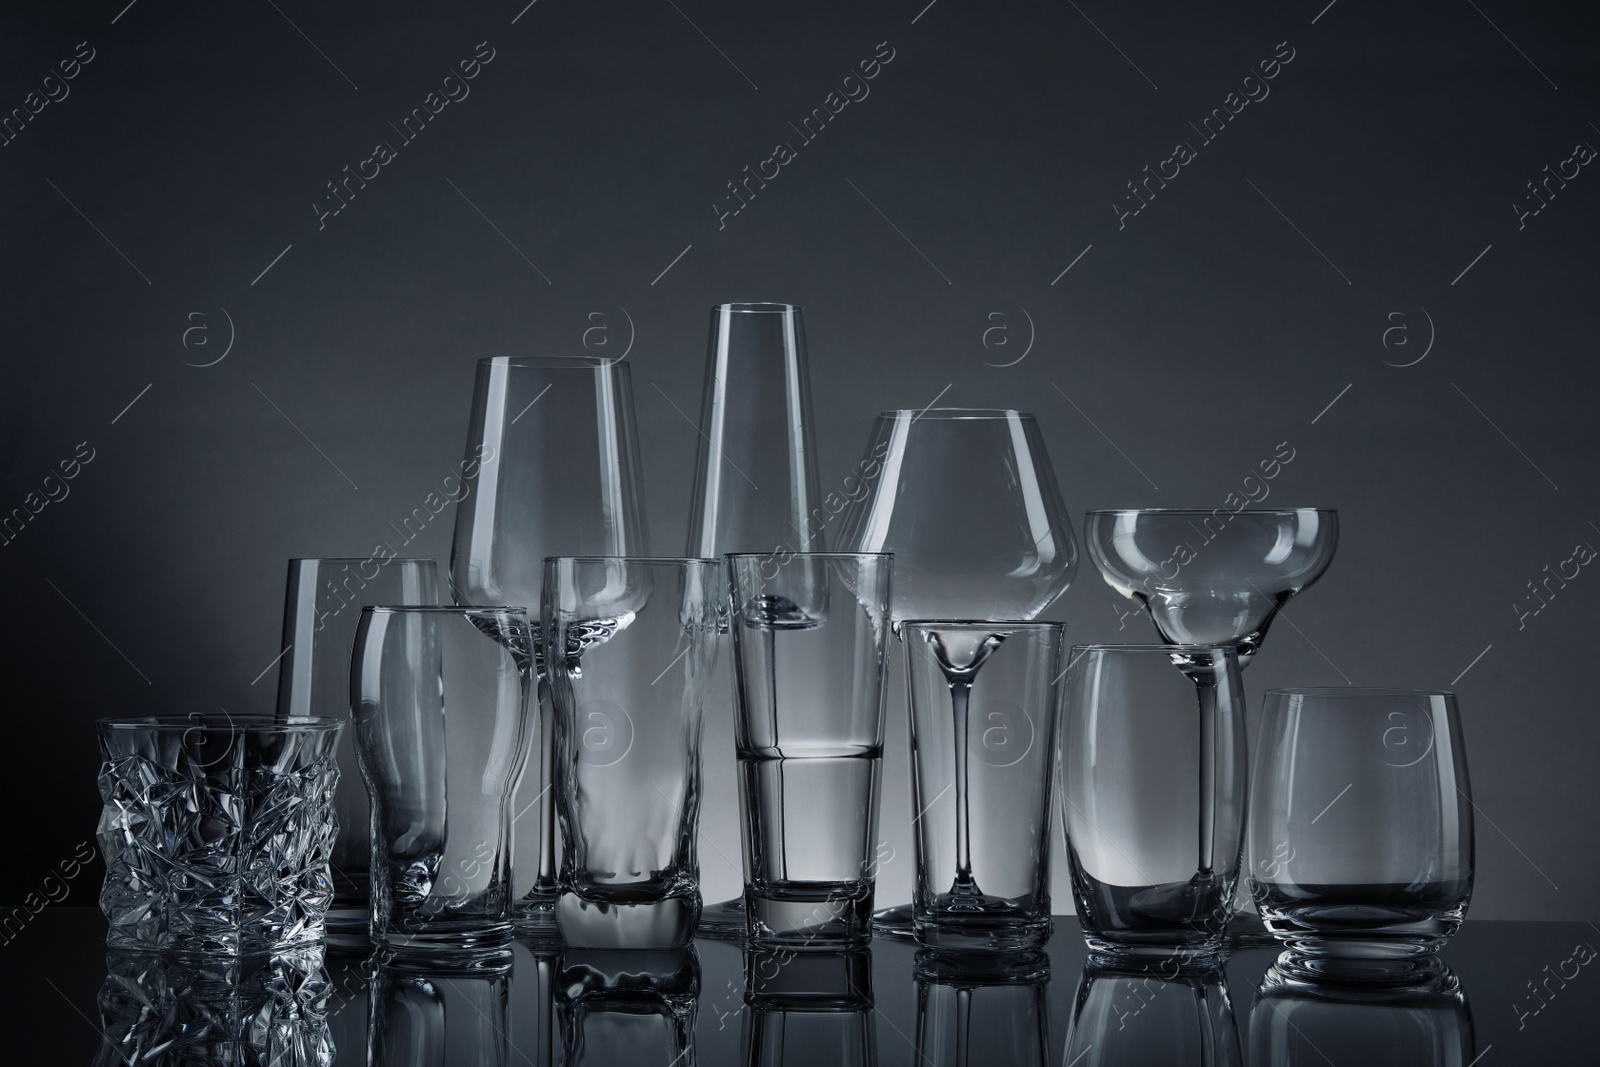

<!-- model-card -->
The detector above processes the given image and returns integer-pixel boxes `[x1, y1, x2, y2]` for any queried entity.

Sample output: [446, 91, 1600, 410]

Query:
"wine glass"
[682, 302, 826, 941]
[448, 355, 648, 936]
[1083, 507, 1338, 945]
[838, 408, 1077, 937]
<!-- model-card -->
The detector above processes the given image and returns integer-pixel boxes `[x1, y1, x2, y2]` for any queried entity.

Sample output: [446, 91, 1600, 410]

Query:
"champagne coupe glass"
[1084, 507, 1338, 945]
[683, 302, 825, 941]
[448, 355, 648, 936]
[838, 408, 1077, 937]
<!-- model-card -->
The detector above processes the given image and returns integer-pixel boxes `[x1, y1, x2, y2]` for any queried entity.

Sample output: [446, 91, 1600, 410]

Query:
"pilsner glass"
[545, 557, 722, 948]
[275, 555, 439, 943]
[351, 606, 536, 961]
[727, 552, 893, 945]
[1250, 688, 1474, 984]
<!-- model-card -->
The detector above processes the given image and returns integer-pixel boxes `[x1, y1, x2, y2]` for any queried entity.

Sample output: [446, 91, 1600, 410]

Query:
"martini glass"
[1084, 507, 1338, 945]
[838, 409, 1078, 939]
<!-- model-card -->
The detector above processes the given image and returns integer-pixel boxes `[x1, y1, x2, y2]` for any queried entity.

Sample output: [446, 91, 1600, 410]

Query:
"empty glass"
[1250, 688, 1474, 984]
[275, 556, 439, 943]
[350, 606, 536, 961]
[904, 621, 1063, 953]
[685, 302, 827, 941]
[1249, 961, 1475, 1064]
[545, 557, 722, 948]
[449, 355, 648, 934]
[96, 715, 342, 957]
[369, 955, 513, 1066]
[1062, 645, 1247, 964]
[1062, 961, 1242, 1067]
[728, 552, 893, 945]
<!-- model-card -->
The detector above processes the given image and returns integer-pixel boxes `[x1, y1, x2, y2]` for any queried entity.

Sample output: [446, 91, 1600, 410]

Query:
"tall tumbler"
[1062, 645, 1247, 965]
[351, 606, 536, 961]
[728, 552, 893, 945]
[449, 356, 647, 935]
[545, 557, 722, 948]
[275, 556, 439, 944]
[686, 302, 826, 941]
[1250, 687, 1474, 985]
[904, 621, 1064, 954]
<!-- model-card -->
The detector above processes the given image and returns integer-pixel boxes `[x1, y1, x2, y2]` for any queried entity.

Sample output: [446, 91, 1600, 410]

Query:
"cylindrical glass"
[728, 552, 893, 945]
[546, 557, 722, 948]
[350, 606, 536, 960]
[96, 715, 342, 956]
[275, 555, 439, 942]
[914, 952, 1050, 1066]
[1249, 962, 1475, 1064]
[742, 948, 874, 1067]
[1062, 961, 1242, 1067]
[1062, 645, 1247, 964]
[904, 621, 1063, 953]
[1249, 688, 1474, 980]
[449, 356, 648, 932]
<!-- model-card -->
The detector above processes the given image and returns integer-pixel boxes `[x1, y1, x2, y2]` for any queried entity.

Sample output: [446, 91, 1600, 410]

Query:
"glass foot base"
[696, 898, 748, 942]
[870, 902, 918, 941]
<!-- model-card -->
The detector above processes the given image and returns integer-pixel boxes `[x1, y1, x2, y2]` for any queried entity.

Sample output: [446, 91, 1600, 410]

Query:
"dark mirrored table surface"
[2, 908, 1593, 1064]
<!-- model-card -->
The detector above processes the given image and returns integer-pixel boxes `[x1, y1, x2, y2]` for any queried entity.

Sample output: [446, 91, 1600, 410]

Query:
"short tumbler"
[96, 715, 342, 956]
[728, 552, 893, 945]
[546, 557, 722, 948]
[351, 606, 536, 960]
[1062, 645, 1247, 964]
[1250, 687, 1474, 981]
[905, 620, 1064, 953]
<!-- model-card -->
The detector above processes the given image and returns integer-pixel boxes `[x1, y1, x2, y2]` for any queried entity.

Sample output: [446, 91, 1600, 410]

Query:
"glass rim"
[1084, 507, 1337, 517]
[288, 556, 436, 564]
[476, 355, 627, 369]
[546, 555, 720, 567]
[96, 715, 344, 732]
[723, 551, 891, 561]
[361, 605, 529, 616]
[1263, 686, 1456, 700]
[712, 301, 802, 313]
[880, 407, 1034, 421]
[901, 618, 1063, 632]
[1069, 642, 1239, 655]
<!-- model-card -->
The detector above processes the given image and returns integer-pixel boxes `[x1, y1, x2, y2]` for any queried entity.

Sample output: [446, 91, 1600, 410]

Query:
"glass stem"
[955, 986, 972, 1067]
[951, 679, 976, 891]
[1195, 678, 1218, 880]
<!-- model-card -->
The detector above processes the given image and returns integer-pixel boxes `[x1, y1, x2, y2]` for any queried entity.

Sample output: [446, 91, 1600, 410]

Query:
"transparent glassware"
[1062, 645, 1248, 965]
[369, 954, 513, 1067]
[685, 303, 826, 942]
[838, 409, 1078, 938]
[904, 621, 1064, 954]
[96, 715, 342, 957]
[545, 557, 722, 948]
[1249, 961, 1475, 1064]
[1083, 508, 1338, 667]
[914, 951, 1050, 1066]
[94, 949, 333, 1067]
[350, 606, 537, 962]
[742, 948, 874, 1067]
[448, 355, 648, 936]
[727, 552, 893, 946]
[275, 556, 439, 945]
[556, 948, 699, 1067]
[1062, 960, 1242, 1067]
[1249, 688, 1474, 985]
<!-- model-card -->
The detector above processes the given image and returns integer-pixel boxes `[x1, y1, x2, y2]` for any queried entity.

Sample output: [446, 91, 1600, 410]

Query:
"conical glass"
[448, 355, 648, 935]
[838, 408, 1077, 938]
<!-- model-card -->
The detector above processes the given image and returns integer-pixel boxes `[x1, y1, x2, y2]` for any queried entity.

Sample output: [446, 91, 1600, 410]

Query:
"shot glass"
[275, 556, 439, 944]
[727, 552, 893, 946]
[545, 557, 723, 948]
[1250, 688, 1474, 984]
[96, 714, 343, 956]
[904, 620, 1064, 953]
[1061, 645, 1247, 965]
[350, 606, 536, 961]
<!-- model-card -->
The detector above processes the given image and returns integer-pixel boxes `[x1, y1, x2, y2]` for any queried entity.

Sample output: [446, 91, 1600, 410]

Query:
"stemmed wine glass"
[682, 302, 825, 941]
[1083, 507, 1338, 942]
[838, 408, 1077, 937]
[448, 355, 648, 936]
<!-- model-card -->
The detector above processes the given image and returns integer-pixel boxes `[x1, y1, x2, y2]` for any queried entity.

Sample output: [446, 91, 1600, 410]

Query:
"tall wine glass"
[838, 408, 1077, 937]
[1084, 507, 1338, 945]
[448, 355, 648, 936]
[683, 302, 825, 941]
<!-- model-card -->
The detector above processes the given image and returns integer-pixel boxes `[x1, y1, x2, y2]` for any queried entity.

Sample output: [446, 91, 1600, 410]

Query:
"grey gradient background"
[1, 0, 1596, 923]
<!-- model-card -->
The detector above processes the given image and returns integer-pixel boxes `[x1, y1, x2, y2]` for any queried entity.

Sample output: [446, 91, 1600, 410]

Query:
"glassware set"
[91, 301, 1475, 1059]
